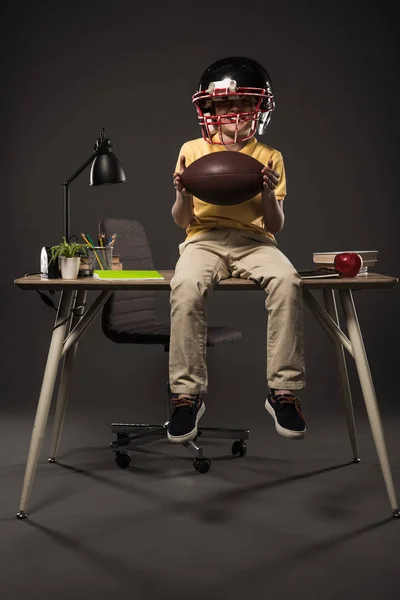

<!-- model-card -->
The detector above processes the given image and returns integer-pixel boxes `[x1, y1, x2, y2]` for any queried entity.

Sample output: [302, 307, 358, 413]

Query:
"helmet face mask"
[193, 58, 275, 145]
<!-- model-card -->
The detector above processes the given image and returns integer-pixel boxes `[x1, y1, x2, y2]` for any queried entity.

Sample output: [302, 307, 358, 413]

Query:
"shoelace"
[274, 394, 305, 422]
[171, 395, 197, 409]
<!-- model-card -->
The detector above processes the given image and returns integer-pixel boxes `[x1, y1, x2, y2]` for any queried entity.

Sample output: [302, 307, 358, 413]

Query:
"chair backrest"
[99, 218, 158, 337]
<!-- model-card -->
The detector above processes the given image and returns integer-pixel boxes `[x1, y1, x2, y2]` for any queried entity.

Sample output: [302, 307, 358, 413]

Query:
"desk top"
[14, 271, 398, 291]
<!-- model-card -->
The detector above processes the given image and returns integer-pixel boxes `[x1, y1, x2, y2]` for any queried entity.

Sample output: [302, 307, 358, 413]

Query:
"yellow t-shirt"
[175, 136, 286, 242]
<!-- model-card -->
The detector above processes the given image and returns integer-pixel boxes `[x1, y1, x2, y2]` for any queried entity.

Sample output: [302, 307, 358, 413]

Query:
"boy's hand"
[261, 159, 280, 194]
[173, 155, 191, 197]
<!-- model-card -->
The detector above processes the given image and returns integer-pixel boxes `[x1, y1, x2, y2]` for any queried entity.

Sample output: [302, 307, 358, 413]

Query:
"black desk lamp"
[63, 128, 126, 241]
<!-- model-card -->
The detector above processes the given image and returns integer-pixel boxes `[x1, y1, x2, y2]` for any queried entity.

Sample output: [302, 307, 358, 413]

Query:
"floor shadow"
[28, 460, 164, 513]
[22, 519, 178, 596]
[38, 459, 357, 523]
[195, 461, 357, 523]
[29, 483, 79, 514]
[188, 517, 396, 600]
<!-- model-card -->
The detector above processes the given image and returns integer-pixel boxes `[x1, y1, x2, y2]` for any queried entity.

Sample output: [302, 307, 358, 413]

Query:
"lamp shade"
[90, 152, 127, 186]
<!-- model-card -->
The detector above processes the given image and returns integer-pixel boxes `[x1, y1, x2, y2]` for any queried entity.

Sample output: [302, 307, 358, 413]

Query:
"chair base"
[111, 422, 250, 472]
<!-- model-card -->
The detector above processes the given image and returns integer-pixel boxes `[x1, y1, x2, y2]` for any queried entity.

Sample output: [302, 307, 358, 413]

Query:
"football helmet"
[192, 56, 275, 145]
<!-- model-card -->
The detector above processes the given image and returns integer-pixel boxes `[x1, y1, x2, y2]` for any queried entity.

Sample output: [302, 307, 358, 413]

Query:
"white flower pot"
[60, 257, 80, 280]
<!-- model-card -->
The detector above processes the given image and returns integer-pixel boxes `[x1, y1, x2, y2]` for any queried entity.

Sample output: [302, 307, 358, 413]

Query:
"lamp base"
[80, 269, 92, 278]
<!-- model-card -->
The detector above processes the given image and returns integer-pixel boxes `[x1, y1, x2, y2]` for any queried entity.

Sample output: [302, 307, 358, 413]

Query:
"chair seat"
[104, 321, 242, 347]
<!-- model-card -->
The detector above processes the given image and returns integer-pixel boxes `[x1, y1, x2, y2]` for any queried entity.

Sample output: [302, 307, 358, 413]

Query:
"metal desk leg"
[339, 289, 399, 518]
[49, 290, 87, 462]
[323, 289, 360, 462]
[17, 290, 74, 519]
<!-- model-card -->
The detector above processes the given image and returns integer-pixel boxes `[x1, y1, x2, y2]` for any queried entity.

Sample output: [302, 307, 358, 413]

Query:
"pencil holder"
[86, 247, 114, 273]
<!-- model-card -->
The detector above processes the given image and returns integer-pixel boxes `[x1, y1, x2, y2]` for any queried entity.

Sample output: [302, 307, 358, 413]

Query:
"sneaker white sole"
[167, 402, 206, 444]
[265, 398, 306, 440]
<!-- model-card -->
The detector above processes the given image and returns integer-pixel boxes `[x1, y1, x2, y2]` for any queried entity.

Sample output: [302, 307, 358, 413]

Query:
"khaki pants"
[169, 228, 305, 395]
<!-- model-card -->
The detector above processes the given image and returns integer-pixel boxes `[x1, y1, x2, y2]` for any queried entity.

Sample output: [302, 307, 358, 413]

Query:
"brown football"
[180, 151, 264, 205]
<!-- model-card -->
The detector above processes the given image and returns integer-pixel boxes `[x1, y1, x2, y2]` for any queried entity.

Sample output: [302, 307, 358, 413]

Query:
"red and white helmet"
[192, 56, 275, 145]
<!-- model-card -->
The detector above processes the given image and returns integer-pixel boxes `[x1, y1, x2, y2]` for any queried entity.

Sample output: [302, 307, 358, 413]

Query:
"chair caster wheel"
[232, 440, 247, 457]
[115, 451, 131, 469]
[193, 458, 211, 473]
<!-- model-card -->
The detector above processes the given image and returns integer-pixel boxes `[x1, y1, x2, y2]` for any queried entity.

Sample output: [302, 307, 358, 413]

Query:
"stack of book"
[110, 255, 123, 270]
[313, 250, 378, 274]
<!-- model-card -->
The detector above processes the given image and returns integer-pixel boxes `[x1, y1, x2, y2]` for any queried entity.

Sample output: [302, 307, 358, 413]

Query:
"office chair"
[99, 218, 249, 473]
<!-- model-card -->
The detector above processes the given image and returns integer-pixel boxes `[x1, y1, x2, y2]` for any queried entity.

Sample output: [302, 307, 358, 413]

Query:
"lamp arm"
[63, 151, 99, 187]
[61, 128, 116, 241]
[62, 150, 99, 241]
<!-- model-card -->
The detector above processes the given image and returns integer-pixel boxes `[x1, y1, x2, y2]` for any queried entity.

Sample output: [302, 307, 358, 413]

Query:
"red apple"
[334, 252, 363, 277]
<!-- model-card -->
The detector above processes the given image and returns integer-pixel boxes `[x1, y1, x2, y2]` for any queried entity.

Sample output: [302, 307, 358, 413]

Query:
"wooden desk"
[14, 272, 399, 518]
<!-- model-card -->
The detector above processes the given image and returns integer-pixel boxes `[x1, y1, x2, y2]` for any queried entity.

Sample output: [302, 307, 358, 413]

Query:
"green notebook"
[93, 270, 164, 280]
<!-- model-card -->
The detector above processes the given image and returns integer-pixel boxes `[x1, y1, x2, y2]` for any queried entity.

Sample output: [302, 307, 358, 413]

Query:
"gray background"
[2, 2, 400, 599]
[2, 0, 399, 424]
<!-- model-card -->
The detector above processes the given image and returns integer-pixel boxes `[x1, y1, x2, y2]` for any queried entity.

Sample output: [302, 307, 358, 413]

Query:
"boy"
[168, 57, 306, 444]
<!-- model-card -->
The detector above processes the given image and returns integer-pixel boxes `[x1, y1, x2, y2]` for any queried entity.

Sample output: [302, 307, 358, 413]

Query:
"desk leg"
[323, 290, 360, 462]
[49, 290, 87, 462]
[17, 290, 74, 519]
[339, 289, 399, 517]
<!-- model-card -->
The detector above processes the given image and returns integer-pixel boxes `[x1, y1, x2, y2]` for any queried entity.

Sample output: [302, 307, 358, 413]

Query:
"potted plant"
[50, 238, 88, 280]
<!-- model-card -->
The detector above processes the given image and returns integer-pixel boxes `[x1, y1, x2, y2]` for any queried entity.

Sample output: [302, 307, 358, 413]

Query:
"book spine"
[313, 252, 378, 263]
[313, 260, 377, 266]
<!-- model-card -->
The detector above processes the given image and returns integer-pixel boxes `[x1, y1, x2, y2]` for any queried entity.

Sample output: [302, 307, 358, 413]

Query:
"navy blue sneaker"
[167, 394, 205, 444]
[265, 391, 306, 439]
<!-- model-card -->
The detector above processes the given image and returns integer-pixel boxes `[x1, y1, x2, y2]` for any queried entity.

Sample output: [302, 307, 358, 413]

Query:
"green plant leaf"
[50, 238, 88, 263]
